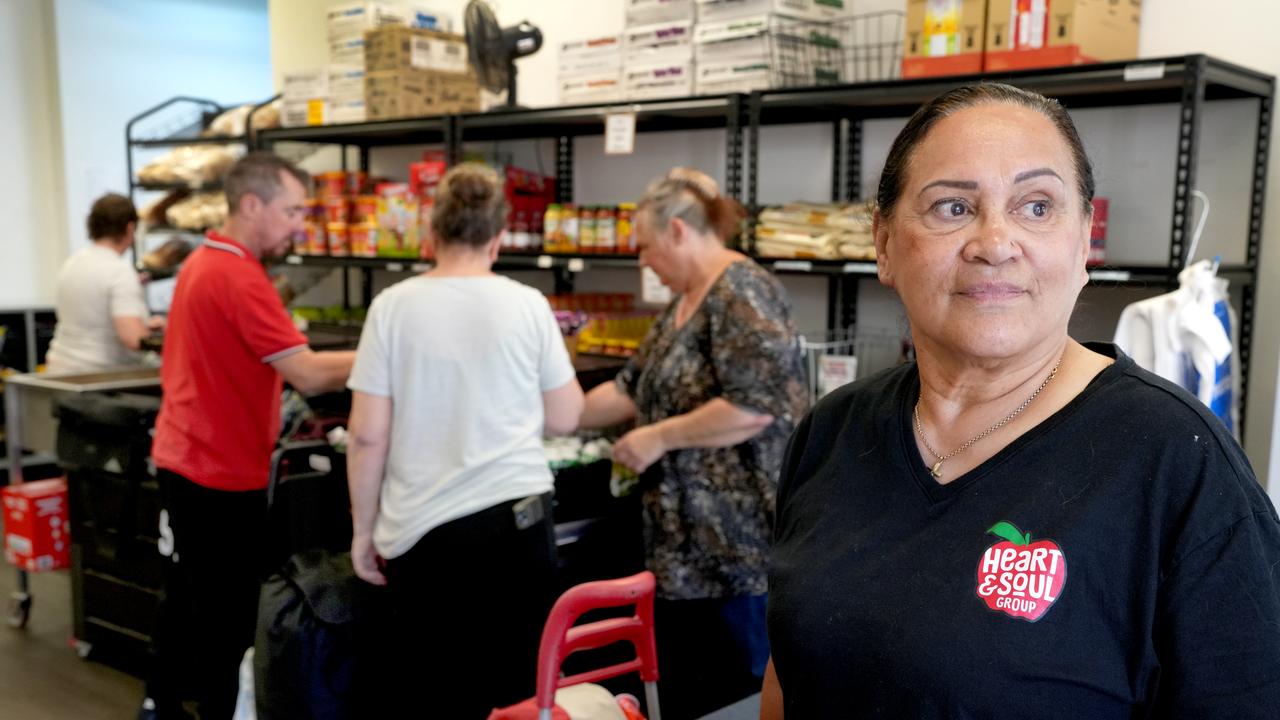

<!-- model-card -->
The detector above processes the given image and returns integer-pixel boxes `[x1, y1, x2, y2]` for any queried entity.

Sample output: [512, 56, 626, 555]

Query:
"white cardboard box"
[560, 34, 625, 58]
[559, 34, 624, 76]
[402, 4, 453, 32]
[327, 2, 404, 41]
[560, 72, 625, 105]
[624, 20, 695, 63]
[695, 57, 772, 94]
[695, 0, 850, 24]
[327, 65, 366, 99]
[330, 36, 368, 66]
[282, 69, 327, 104]
[626, 0, 697, 26]
[624, 59, 695, 100]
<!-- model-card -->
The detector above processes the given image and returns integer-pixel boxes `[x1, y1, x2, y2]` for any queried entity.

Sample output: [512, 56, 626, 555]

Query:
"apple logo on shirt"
[975, 521, 1067, 622]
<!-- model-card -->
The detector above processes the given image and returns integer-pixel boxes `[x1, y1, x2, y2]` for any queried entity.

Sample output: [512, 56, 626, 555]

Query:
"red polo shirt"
[152, 232, 308, 491]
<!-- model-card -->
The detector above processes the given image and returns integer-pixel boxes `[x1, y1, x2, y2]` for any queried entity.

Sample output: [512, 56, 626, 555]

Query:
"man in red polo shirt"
[143, 153, 354, 719]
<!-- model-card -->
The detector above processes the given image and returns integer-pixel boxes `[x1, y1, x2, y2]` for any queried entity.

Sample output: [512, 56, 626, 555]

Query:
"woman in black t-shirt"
[763, 84, 1280, 718]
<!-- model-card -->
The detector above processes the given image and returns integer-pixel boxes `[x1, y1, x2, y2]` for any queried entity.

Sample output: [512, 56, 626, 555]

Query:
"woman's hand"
[351, 532, 387, 586]
[613, 425, 668, 474]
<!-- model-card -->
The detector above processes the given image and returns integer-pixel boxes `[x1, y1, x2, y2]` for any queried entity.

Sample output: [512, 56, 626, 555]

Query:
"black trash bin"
[55, 391, 162, 674]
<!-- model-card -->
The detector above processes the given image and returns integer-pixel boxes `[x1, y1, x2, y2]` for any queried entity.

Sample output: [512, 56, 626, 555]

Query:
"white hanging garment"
[1114, 260, 1238, 437]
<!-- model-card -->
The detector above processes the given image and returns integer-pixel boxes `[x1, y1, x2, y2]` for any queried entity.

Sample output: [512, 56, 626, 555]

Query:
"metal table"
[3, 367, 161, 628]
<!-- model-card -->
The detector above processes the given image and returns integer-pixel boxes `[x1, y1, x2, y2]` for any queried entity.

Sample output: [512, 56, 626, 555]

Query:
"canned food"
[305, 222, 328, 255]
[324, 196, 350, 224]
[352, 195, 379, 224]
[315, 171, 347, 199]
[326, 221, 349, 257]
[349, 222, 378, 258]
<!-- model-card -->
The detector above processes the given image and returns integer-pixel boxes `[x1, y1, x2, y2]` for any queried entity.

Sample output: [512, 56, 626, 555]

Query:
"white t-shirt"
[46, 243, 149, 373]
[348, 274, 576, 559]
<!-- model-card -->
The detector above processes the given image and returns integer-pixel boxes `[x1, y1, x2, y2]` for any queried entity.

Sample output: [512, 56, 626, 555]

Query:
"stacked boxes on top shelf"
[694, 0, 851, 94]
[282, 2, 456, 126]
[622, 0, 697, 100]
[558, 34, 625, 105]
[364, 24, 480, 119]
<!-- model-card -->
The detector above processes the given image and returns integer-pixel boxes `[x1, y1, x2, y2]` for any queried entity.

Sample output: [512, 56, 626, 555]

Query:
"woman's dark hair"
[87, 193, 138, 240]
[638, 167, 746, 243]
[431, 163, 509, 248]
[875, 83, 1095, 220]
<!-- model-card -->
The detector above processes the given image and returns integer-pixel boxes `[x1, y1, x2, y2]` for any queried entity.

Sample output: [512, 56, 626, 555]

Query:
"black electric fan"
[464, 0, 543, 110]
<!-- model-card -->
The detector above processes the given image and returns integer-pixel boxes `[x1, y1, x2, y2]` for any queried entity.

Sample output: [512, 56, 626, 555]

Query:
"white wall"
[0, 0, 68, 309]
[54, 0, 272, 260]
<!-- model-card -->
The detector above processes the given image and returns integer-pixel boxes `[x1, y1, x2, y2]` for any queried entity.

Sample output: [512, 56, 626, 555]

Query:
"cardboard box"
[627, 0, 697, 26]
[331, 36, 369, 67]
[403, 4, 453, 32]
[902, 0, 986, 77]
[695, 0, 850, 24]
[282, 68, 328, 104]
[624, 60, 696, 100]
[624, 20, 695, 63]
[558, 53, 624, 78]
[696, 58, 772, 94]
[985, 0, 1140, 66]
[365, 68, 480, 120]
[327, 2, 404, 41]
[328, 64, 366, 99]
[365, 26, 470, 75]
[559, 73, 625, 105]
[2, 479, 70, 573]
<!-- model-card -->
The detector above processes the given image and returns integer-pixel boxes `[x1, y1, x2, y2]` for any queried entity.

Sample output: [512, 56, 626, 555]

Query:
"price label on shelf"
[641, 267, 672, 305]
[386, 262, 405, 272]
[536, 255, 554, 269]
[567, 258, 585, 272]
[285, 255, 303, 265]
[605, 113, 637, 155]
[411, 263, 432, 273]
[1123, 62, 1165, 82]
[773, 260, 814, 272]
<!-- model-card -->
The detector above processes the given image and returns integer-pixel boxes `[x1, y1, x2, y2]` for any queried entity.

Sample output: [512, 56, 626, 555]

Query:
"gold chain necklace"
[913, 356, 1063, 480]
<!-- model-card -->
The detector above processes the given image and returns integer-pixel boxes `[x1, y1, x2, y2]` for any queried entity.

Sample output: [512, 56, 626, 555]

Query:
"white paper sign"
[605, 113, 637, 155]
[641, 266, 672, 305]
[817, 354, 858, 398]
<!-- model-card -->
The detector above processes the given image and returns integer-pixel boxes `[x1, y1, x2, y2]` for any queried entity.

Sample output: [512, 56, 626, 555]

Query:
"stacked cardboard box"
[365, 25, 480, 119]
[693, 0, 850, 95]
[558, 34, 625, 105]
[902, 0, 1142, 79]
[624, 20, 696, 99]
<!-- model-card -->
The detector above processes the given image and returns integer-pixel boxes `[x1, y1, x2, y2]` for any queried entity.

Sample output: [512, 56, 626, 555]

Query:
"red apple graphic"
[975, 521, 1067, 622]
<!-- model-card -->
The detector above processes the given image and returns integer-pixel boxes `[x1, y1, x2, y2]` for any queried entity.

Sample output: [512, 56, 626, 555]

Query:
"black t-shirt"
[769, 344, 1280, 718]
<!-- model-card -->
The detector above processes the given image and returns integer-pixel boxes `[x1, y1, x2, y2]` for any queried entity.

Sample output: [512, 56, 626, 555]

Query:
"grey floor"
[0, 568, 142, 719]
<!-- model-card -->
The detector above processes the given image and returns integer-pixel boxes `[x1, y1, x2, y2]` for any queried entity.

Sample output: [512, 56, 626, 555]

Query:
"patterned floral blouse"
[616, 259, 809, 600]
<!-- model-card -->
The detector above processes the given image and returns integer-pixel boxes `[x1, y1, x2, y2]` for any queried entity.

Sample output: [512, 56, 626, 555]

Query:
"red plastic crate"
[2, 478, 71, 572]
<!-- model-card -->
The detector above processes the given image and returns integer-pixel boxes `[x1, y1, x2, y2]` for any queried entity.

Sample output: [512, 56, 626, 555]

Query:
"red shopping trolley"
[491, 570, 661, 720]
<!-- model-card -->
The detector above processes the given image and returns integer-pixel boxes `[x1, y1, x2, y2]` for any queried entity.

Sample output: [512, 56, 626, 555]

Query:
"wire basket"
[799, 328, 912, 402]
[695, 11, 904, 94]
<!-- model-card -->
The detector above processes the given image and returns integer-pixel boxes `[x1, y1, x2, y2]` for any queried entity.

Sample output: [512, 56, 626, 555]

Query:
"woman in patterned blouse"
[579, 167, 809, 719]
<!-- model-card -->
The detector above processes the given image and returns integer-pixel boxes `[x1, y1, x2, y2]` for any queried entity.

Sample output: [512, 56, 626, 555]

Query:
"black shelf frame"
[253, 53, 1270, 436]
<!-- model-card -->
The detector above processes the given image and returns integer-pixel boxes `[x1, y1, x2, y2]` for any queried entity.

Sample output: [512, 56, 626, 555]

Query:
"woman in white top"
[46, 193, 155, 373]
[347, 163, 584, 718]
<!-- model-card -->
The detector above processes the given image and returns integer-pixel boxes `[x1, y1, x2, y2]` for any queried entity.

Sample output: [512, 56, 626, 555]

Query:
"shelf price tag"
[1123, 62, 1165, 82]
[285, 255, 303, 265]
[842, 262, 876, 275]
[1088, 269, 1132, 282]
[386, 262, 405, 272]
[641, 267, 672, 305]
[773, 260, 814, 272]
[536, 255, 554, 269]
[411, 263, 432, 273]
[605, 113, 637, 155]
[567, 258, 585, 272]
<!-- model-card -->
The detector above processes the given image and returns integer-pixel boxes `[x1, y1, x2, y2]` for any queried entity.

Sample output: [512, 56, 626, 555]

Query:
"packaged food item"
[543, 204, 562, 252]
[305, 198, 324, 224]
[306, 222, 328, 255]
[578, 207, 597, 254]
[595, 206, 617, 253]
[560, 203, 579, 253]
[511, 209, 532, 249]
[327, 221, 350, 256]
[375, 183, 420, 258]
[1089, 197, 1109, 267]
[347, 170, 368, 195]
[349, 222, 378, 257]
[315, 171, 347, 198]
[351, 195, 379, 224]
[292, 229, 309, 256]
[617, 202, 636, 253]
[324, 196, 350, 224]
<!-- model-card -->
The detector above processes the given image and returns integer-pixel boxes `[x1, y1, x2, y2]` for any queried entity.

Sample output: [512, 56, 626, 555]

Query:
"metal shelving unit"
[257, 53, 1272, 434]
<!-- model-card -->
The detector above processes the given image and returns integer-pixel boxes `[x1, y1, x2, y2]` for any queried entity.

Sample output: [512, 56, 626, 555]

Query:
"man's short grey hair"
[224, 152, 310, 215]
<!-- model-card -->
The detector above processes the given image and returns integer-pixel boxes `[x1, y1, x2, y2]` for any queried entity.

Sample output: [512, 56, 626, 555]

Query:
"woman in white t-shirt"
[347, 163, 584, 717]
[47, 193, 157, 373]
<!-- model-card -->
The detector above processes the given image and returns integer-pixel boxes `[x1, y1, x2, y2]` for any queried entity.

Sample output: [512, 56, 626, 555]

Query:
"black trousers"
[146, 469, 269, 719]
[381, 493, 557, 720]
[653, 594, 771, 720]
